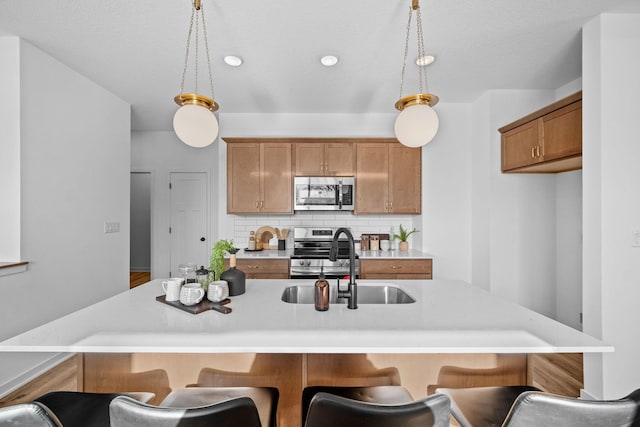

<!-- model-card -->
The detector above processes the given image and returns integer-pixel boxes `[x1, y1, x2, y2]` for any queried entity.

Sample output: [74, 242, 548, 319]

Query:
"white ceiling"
[0, 0, 635, 130]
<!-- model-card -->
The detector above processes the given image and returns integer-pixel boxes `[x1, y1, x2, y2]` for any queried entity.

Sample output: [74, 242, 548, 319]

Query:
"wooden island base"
[1, 352, 582, 427]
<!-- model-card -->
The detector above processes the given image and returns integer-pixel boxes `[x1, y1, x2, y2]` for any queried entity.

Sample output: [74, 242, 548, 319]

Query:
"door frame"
[130, 169, 156, 280]
[169, 170, 211, 276]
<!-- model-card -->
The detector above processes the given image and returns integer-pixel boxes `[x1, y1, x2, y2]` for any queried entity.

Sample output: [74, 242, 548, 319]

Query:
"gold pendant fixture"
[173, 0, 219, 148]
[394, 0, 439, 148]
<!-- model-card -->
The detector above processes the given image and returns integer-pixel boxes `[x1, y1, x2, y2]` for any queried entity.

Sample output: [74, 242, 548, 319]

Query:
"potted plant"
[209, 239, 235, 283]
[393, 225, 418, 252]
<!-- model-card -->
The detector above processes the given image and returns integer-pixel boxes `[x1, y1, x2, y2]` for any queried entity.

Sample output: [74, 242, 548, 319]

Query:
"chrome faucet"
[329, 228, 357, 309]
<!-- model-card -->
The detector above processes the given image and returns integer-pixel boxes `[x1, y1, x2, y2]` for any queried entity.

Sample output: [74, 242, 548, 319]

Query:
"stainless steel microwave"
[293, 177, 355, 211]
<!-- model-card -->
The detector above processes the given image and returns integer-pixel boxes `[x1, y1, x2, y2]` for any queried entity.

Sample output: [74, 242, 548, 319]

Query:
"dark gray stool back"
[35, 391, 154, 427]
[161, 386, 279, 427]
[437, 385, 539, 427]
[0, 402, 62, 427]
[109, 395, 262, 427]
[304, 392, 451, 427]
[302, 385, 414, 425]
[503, 390, 640, 427]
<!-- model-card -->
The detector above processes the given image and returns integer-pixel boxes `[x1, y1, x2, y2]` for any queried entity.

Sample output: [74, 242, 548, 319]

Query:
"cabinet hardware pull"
[391, 265, 401, 269]
[247, 265, 258, 269]
[389, 201, 393, 210]
[260, 201, 264, 208]
[255, 201, 259, 208]
[531, 146, 535, 158]
[536, 145, 541, 158]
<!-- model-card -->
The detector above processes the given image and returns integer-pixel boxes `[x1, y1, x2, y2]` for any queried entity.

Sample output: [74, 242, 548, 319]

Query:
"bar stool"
[0, 402, 62, 427]
[437, 385, 539, 427]
[502, 389, 640, 427]
[109, 394, 262, 427]
[161, 386, 279, 427]
[34, 391, 155, 427]
[430, 363, 538, 426]
[302, 385, 414, 425]
[304, 391, 451, 427]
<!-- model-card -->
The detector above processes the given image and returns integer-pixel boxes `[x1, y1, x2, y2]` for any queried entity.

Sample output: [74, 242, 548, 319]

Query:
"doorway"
[130, 171, 153, 288]
[169, 172, 209, 277]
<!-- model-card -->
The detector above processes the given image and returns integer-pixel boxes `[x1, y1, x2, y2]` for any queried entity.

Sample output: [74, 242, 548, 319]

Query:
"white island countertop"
[0, 279, 611, 354]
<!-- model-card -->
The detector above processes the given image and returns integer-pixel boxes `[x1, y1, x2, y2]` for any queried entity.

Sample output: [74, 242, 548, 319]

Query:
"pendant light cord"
[179, 1, 215, 100]
[399, 3, 431, 98]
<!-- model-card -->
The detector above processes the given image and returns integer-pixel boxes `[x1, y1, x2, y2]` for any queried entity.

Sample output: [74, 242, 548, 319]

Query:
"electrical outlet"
[632, 230, 640, 247]
[104, 221, 120, 233]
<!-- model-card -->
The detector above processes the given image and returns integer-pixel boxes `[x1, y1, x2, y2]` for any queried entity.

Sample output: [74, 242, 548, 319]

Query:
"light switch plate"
[104, 221, 120, 233]
[632, 230, 640, 247]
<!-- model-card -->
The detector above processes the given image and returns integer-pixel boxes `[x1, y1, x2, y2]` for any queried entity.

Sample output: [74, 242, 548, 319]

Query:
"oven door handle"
[338, 180, 343, 209]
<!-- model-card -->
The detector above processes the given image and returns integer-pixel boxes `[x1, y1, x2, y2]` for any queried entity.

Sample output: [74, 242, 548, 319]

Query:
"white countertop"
[0, 279, 610, 354]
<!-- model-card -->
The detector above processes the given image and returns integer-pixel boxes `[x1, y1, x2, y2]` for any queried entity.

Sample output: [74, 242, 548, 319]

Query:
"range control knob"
[305, 260, 311, 266]
[299, 260, 305, 266]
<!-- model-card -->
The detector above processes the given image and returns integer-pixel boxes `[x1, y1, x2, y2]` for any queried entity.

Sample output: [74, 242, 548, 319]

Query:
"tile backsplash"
[229, 212, 416, 249]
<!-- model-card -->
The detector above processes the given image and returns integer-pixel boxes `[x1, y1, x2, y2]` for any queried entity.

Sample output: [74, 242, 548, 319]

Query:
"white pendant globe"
[173, 104, 219, 148]
[394, 104, 439, 147]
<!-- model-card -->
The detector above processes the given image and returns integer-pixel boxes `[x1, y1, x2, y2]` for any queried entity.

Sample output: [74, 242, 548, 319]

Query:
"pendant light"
[173, 0, 219, 148]
[394, 0, 439, 148]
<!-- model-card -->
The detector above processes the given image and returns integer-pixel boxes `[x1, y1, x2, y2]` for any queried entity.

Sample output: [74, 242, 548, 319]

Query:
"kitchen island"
[0, 279, 610, 426]
[0, 279, 607, 354]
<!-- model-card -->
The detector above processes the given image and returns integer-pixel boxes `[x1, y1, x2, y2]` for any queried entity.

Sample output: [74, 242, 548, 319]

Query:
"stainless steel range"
[289, 227, 360, 279]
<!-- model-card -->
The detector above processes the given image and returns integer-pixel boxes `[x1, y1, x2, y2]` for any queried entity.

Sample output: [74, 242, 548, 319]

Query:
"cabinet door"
[226, 259, 289, 279]
[541, 101, 581, 162]
[325, 143, 355, 176]
[360, 259, 432, 280]
[501, 121, 541, 172]
[294, 143, 325, 176]
[389, 144, 421, 214]
[261, 143, 293, 213]
[227, 143, 261, 213]
[355, 143, 389, 214]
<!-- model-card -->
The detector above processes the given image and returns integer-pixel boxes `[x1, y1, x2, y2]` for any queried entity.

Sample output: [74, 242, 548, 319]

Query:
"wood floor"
[129, 271, 151, 288]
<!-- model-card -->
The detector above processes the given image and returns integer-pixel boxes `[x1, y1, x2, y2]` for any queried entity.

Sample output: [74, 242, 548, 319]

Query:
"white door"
[169, 172, 208, 277]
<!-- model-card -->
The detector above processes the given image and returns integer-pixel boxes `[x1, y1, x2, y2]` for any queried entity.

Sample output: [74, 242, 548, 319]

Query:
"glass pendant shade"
[394, 104, 439, 147]
[173, 104, 219, 148]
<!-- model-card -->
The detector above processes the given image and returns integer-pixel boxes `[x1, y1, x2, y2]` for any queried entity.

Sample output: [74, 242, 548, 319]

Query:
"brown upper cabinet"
[294, 141, 355, 176]
[355, 141, 421, 214]
[500, 91, 582, 173]
[224, 138, 293, 214]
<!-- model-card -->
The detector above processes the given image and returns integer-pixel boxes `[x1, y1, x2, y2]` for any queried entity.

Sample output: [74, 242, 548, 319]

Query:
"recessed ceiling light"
[224, 55, 243, 67]
[416, 55, 435, 67]
[320, 55, 339, 67]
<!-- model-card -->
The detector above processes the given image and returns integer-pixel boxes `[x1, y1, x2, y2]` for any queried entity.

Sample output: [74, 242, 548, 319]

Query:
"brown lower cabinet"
[360, 259, 432, 280]
[223, 258, 289, 279]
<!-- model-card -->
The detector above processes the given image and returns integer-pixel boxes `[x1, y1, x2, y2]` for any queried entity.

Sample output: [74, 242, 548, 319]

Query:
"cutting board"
[156, 295, 232, 314]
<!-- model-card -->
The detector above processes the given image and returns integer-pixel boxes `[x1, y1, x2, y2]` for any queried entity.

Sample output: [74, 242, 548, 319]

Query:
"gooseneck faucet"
[329, 228, 357, 309]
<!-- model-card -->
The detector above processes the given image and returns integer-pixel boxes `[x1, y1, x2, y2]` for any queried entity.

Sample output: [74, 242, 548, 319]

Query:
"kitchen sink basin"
[281, 284, 415, 304]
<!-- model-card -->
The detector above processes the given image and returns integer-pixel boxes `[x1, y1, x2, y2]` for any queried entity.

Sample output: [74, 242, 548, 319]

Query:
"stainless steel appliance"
[290, 227, 360, 279]
[293, 177, 355, 211]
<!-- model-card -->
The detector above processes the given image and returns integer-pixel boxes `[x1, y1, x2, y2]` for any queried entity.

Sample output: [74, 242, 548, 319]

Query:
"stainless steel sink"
[281, 284, 415, 304]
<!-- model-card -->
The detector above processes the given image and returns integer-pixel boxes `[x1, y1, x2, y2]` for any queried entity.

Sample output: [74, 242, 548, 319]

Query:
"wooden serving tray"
[156, 295, 232, 314]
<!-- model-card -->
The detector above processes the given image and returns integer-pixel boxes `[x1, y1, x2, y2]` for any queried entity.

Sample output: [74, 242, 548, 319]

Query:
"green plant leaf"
[210, 239, 235, 280]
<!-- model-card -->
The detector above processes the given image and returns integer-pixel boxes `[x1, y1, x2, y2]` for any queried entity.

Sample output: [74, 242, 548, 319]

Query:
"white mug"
[162, 278, 184, 302]
[179, 283, 205, 306]
[208, 280, 229, 303]
[380, 240, 390, 251]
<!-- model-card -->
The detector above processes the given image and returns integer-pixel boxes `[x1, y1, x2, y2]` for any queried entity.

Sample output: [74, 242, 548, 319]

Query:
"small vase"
[399, 241, 409, 252]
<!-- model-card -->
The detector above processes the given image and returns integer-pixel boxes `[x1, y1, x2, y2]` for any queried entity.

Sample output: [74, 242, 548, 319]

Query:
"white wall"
[0, 38, 21, 261]
[471, 90, 560, 318]
[555, 170, 583, 330]
[583, 13, 640, 399]
[130, 130, 219, 279]
[0, 39, 130, 392]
